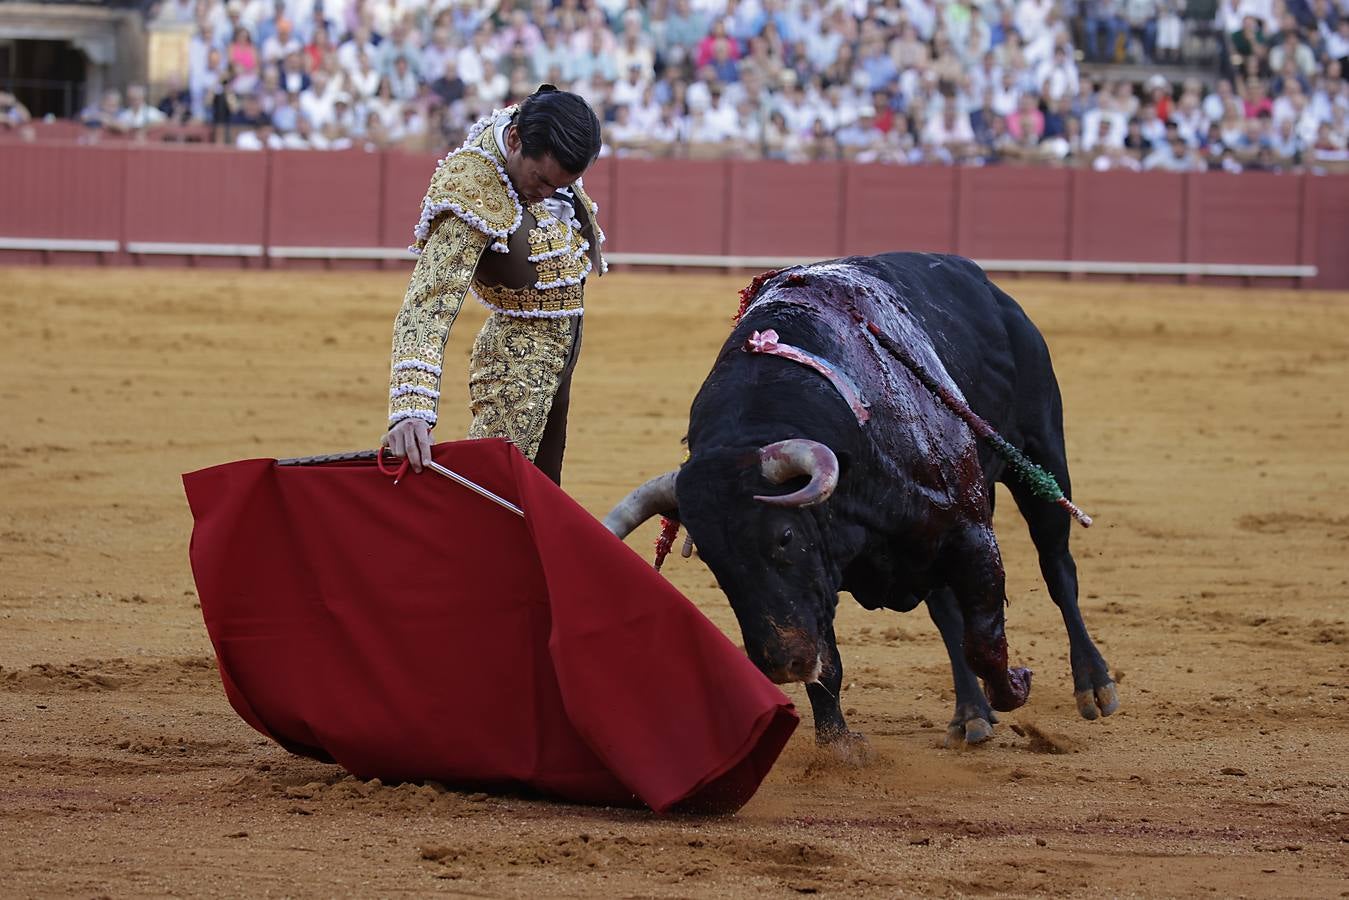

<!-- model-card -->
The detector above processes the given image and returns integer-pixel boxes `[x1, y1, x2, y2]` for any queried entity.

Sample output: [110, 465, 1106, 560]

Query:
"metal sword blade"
[425, 460, 525, 517]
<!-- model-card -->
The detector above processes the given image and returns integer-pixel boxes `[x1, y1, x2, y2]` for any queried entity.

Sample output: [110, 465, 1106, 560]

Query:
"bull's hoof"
[1075, 682, 1120, 720]
[817, 730, 874, 767]
[944, 717, 994, 749]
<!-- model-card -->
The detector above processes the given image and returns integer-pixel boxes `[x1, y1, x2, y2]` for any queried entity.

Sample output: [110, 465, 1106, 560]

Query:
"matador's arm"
[387, 144, 524, 428]
[387, 218, 491, 428]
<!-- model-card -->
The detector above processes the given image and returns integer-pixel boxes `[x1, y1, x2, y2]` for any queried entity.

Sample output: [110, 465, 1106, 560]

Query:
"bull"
[604, 253, 1117, 750]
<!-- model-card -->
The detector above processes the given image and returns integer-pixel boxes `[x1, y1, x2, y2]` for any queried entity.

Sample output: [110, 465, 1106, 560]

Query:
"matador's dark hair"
[513, 84, 603, 175]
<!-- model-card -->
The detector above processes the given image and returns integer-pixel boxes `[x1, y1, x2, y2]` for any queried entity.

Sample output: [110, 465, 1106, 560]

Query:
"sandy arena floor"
[0, 266, 1346, 898]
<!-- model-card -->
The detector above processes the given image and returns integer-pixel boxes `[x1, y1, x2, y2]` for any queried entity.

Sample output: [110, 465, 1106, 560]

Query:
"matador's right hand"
[383, 418, 433, 473]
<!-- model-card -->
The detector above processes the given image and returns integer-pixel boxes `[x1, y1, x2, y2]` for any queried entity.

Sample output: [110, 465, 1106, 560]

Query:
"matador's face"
[503, 124, 582, 206]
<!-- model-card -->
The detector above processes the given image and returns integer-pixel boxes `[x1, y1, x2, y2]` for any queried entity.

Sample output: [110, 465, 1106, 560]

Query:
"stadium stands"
[0, 0, 1346, 174]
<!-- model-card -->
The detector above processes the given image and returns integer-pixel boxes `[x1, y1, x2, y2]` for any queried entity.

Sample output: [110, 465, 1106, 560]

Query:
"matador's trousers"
[466, 314, 582, 485]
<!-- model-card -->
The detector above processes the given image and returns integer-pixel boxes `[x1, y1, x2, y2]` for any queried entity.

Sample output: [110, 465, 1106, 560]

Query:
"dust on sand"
[1, 267, 1347, 898]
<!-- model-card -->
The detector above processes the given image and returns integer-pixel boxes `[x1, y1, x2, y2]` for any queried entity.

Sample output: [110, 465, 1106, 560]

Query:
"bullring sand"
[1, 267, 1346, 897]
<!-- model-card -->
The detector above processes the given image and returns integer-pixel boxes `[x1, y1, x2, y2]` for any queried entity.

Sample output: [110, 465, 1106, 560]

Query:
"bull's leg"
[942, 523, 1032, 712]
[1004, 457, 1118, 720]
[806, 623, 872, 764]
[926, 589, 997, 746]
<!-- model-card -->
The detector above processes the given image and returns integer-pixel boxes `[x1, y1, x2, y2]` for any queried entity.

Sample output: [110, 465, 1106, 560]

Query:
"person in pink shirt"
[696, 21, 740, 70]
[1242, 78, 1273, 119]
[228, 28, 258, 75]
[1005, 93, 1045, 142]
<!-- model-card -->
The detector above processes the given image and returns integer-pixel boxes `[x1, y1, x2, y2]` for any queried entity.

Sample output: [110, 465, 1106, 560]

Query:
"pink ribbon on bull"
[744, 330, 870, 425]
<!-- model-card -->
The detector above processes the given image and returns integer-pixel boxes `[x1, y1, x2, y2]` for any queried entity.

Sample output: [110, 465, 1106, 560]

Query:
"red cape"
[182, 439, 797, 813]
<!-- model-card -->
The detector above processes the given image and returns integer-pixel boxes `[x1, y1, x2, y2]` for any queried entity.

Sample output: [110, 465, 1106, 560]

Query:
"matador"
[383, 87, 605, 483]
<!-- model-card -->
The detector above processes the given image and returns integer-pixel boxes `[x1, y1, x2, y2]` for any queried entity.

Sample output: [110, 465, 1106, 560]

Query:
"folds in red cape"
[182, 438, 797, 813]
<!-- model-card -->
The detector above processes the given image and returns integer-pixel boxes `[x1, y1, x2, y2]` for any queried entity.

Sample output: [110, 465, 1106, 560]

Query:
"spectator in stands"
[1243, 78, 1274, 118]
[262, 16, 301, 68]
[0, 90, 31, 130]
[1123, 0, 1160, 63]
[1229, 16, 1267, 74]
[1155, 0, 1185, 63]
[1270, 29, 1318, 80]
[120, 0, 1345, 175]
[431, 58, 466, 107]
[228, 27, 260, 76]
[81, 88, 125, 133]
[156, 75, 193, 124]
[1094, 142, 1143, 170]
[921, 102, 976, 158]
[478, 58, 510, 107]
[237, 118, 282, 150]
[1204, 77, 1236, 122]
[119, 84, 167, 132]
[389, 55, 419, 102]
[1326, 19, 1349, 71]
[1085, 0, 1127, 61]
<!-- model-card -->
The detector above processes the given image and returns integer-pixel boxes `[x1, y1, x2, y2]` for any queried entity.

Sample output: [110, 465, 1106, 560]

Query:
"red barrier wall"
[0, 143, 125, 265]
[267, 150, 382, 269]
[1070, 170, 1185, 262]
[1307, 176, 1349, 290]
[726, 160, 844, 258]
[380, 150, 440, 253]
[959, 167, 1072, 261]
[1, 142, 1345, 288]
[124, 145, 269, 268]
[843, 165, 959, 255]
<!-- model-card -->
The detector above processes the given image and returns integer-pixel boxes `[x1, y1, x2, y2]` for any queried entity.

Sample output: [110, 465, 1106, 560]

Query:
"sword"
[276, 450, 525, 518]
[424, 459, 524, 518]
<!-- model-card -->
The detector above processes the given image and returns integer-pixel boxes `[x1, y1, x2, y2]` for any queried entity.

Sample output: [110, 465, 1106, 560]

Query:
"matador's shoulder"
[411, 118, 523, 254]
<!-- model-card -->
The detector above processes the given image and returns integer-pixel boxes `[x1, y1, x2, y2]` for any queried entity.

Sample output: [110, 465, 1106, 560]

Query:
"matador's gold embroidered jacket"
[387, 106, 605, 430]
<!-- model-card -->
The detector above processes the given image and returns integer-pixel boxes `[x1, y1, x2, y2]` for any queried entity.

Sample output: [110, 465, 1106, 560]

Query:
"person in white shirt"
[298, 68, 336, 130]
[1082, 108, 1127, 151]
[480, 57, 510, 107]
[921, 102, 976, 151]
[388, 55, 419, 102]
[118, 85, 167, 130]
[775, 82, 816, 136]
[1093, 143, 1142, 170]
[336, 24, 377, 75]
[630, 85, 663, 132]
[456, 29, 498, 87]
[610, 63, 648, 108]
[237, 121, 283, 149]
[1144, 133, 1201, 170]
[1037, 45, 1079, 102]
[684, 102, 727, 145]
[1214, 0, 1255, 36]
[261, 17, 302, 67]
[420, 27, 459, 84]
[1203, 78, 1236, 124]
[1324, 19, 1349, 66]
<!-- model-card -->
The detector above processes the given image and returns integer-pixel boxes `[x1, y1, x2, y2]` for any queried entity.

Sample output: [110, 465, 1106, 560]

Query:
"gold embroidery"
[526, 200, 590, 288]
[474, 281, 583, 314]
[416, 138, 520, 251]
[388, 218, 490, 423]
[467, 314, 575, 460]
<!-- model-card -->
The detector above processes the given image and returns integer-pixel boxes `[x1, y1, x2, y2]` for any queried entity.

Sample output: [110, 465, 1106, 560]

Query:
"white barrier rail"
[0, 238, 1320, 279]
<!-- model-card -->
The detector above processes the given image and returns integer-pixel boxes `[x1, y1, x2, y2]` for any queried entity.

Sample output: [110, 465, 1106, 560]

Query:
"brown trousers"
[533, 317, 582, 485]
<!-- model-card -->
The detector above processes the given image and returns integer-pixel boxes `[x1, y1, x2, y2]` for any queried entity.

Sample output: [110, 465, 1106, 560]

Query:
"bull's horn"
[603, 470, 679, 538]
[754, 439, 839, 508]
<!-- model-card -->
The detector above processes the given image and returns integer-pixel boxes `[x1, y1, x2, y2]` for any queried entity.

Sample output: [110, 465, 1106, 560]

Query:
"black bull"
[605, 253, 1117, 748]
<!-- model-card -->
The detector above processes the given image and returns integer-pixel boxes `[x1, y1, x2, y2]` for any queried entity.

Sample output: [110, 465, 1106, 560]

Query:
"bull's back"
[848, 253, 1054, 430]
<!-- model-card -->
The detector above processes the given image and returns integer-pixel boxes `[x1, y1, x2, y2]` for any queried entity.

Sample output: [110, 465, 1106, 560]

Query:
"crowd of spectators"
[39, 0, 1349, 172]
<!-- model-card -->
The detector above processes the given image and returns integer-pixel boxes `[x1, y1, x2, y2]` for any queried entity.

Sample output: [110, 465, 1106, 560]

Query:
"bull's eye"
[778, 527, 793, 548]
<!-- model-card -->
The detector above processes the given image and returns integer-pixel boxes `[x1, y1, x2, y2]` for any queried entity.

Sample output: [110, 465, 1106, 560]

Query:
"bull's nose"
[764, 655, 819, 685]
